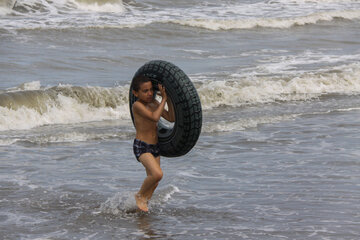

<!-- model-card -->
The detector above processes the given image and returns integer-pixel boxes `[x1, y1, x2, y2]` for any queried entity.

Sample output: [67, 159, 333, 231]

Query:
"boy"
[131, 75, 175, 212]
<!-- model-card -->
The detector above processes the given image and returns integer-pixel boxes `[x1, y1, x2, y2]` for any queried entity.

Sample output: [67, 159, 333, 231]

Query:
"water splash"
[98, 185, 180, 215]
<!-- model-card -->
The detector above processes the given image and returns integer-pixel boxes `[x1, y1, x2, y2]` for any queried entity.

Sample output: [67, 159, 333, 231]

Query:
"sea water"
[1, 0, 360, 239]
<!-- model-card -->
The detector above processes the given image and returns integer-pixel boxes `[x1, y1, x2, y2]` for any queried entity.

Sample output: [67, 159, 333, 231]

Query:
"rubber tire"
[129, 60, 202, 157]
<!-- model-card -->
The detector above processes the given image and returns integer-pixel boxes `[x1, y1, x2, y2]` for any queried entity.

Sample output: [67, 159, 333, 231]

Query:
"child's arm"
[161, 98, 175, 122]
[133, 84, 167, 122]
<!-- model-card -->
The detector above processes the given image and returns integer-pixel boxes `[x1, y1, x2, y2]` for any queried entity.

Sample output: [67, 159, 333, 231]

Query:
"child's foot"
[135, 193, 148, 212]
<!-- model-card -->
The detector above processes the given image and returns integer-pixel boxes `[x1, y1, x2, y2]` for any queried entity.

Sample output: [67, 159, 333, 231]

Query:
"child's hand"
[158, 84, 167, 100]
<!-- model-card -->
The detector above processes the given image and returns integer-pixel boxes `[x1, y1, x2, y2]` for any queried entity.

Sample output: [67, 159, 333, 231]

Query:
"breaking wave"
[0, 0, 124, 15]
[2, 0, 360, 30]
[1, 63, 360, 131]
[72, 0, 125, 12]
[0, 0, 15, 13]
[169, 10, 360, 30]
[0, 82, 130, 131]
[197, 63, 360, 110]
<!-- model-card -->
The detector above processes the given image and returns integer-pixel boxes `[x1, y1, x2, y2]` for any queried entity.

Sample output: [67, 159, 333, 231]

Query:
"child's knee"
[153, 169, 163, 182]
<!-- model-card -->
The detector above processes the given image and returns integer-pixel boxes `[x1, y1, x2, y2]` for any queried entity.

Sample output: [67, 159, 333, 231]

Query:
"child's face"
[133, 81, 154, 103]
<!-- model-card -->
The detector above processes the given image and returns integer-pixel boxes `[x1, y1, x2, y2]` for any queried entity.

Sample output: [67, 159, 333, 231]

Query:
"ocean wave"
[6, 81, 42, 92]
[2, 0, 360, 30]
[73, 0, 125, 12]
[0, 84, 130, 131]
[7, 9, 359, 31]
[168, 10, 360, 30]
[6, 0, 125, 15]
[0, 0, 15, 14]
[6, 8, 357, 31]
[1, 63, 360, 131]
[197, 63, 360, 109]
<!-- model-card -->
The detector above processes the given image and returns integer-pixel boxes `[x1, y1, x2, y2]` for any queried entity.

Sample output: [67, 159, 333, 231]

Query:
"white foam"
[244, 51, 360, 76]
[197, 63, 360, 110]
[0, 88, 131, 131]
[0, 0, 15, 14]
[72, 0, 125, 13]
[99, 191, 137, 215]
[0, 138, 18, 146]
[2, 63, 360, 131]
[334, 107, 360, 112]
[148, 185, 179, 207]
[6, 81, 42, 92]
[2, 0, 360, 30]
[203, 115, 297, 133]
[98, 185, 179, 215]
[0, 211, 47, 226]
[27, 131, 127, 144]
[0, 7, 11, 15]
[169, 10, 360, 30]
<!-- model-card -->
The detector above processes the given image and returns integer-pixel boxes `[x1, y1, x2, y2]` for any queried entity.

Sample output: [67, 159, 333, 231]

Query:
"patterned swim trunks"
[133, 139, 160, 162]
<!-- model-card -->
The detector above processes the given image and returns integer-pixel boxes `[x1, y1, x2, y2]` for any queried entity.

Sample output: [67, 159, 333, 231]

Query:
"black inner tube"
[129, 60, 202, 157]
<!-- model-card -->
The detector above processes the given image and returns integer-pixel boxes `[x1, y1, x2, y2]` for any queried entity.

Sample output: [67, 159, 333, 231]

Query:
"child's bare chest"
[146, 102, 157, 112]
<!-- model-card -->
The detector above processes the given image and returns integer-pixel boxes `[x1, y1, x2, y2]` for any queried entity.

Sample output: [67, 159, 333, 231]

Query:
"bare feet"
[135, 193, 148, 212]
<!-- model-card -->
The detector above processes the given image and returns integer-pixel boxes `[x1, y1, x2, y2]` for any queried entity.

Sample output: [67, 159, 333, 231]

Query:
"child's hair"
[131, 75, 152, 91]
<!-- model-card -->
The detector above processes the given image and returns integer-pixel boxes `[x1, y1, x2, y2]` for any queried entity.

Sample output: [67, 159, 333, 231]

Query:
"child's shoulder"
[132, 100, 142, 111]
[133, 100, 142, 107]
[133, 100, 151, 112]
[133, 99, 158, 113]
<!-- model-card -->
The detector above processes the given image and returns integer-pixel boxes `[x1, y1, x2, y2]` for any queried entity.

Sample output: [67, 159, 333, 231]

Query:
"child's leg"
[144, 156, 161, 200]
[135, 153, 162, 211]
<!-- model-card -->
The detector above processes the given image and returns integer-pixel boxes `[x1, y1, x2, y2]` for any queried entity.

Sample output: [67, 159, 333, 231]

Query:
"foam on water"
[98, 191, 137, 215]
[0, 0, 15, 14]
[247, 51, 360, 77]
[2, 0, 360, 30]
[73, 0, 125, 12]
[0, 99, 128, 131]
[0, 138, 18, 145]
[24, 131, 129, 144]
[98, 185, 179, 215]
[169, 10, 360, 30]
[0, 84, 130, 131]
[1, 62, 360, 132]
[6, 81, 42, 92]
[1, 1, 360, 239]
[8, 0, 125, 13]
[197, 63, 360, 109]
[203, 115, 298, 133]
